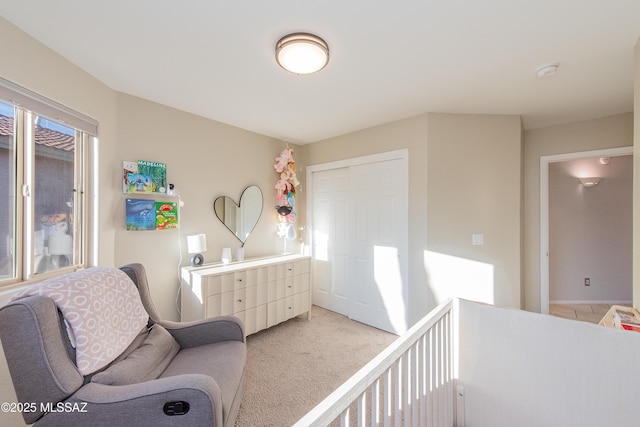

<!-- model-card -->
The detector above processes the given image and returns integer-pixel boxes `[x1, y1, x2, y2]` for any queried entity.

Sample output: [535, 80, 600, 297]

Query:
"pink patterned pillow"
[11, 267, 149, 375]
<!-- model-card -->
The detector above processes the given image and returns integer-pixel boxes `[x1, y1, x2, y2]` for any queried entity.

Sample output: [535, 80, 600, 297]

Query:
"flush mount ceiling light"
[536, 64, 558, 78]
[275, 32, 329, 75]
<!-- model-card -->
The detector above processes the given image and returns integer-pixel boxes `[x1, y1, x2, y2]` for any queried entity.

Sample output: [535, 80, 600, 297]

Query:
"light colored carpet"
[235, 305, 397, 427]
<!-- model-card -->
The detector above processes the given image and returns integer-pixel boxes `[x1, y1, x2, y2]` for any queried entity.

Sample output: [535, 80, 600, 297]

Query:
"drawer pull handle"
[237, 299, 242, 302]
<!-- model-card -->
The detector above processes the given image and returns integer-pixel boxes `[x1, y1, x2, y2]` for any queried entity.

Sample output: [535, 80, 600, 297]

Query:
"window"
[0, 102, 16, 280]
[0, 78, 97, 285]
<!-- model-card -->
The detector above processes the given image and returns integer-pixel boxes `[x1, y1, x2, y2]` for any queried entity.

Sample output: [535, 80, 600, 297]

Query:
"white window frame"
[0, 78, 98, 286]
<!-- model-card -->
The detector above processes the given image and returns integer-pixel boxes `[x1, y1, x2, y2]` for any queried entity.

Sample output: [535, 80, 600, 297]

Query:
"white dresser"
[180, 254, 311, 335]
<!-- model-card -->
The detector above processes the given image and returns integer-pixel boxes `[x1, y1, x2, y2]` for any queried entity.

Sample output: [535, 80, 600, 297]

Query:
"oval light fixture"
[275, 32, 329, 75]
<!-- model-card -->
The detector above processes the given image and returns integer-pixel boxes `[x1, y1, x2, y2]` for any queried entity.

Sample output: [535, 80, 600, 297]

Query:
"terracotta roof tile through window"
[0, 114, 74, 151]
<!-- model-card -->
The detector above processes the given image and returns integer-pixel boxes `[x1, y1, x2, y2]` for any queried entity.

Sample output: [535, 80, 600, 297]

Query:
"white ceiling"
[1, 1, 640, 144]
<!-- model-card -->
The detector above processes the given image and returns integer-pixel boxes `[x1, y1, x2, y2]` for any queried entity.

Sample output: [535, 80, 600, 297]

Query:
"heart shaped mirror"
[213, 185, 263, 245]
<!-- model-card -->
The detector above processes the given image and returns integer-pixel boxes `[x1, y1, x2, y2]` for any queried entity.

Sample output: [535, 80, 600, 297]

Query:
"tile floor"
[549, 303, 612, 324]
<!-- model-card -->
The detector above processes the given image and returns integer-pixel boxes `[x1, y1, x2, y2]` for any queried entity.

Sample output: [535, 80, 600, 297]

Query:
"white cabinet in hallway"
[180, 254, 311, 335]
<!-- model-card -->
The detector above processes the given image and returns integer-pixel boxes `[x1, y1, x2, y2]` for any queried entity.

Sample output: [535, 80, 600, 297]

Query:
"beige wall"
[524, 113, 634, 312]
[426, 113, 523, 310]
[113, 94, 294, 319]
[301, 113, 523, 325]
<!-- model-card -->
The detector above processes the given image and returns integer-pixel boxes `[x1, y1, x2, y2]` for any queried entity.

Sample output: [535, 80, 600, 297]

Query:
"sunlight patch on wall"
[374, 245, 407, 333]
[424, 251, 494, 305]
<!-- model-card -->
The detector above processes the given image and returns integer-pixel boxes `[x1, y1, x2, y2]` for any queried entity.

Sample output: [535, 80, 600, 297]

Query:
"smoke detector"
[536, 64, 558, 78]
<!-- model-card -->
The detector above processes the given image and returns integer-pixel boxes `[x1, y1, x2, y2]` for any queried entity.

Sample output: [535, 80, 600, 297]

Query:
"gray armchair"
[0, 263, 246, 426]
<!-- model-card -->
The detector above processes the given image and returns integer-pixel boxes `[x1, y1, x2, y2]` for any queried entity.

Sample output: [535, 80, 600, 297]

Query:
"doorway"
[306, 150, 409, 334]
[540, 146, 633, 314]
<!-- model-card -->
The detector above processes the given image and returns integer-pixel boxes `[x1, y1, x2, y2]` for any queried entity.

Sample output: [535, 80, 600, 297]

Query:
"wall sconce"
[578, 177, 601, 187]
[187, 234, 207, 266]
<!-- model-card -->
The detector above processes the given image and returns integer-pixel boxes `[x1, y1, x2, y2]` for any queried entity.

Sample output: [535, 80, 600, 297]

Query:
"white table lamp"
[187, 234, 207, 267]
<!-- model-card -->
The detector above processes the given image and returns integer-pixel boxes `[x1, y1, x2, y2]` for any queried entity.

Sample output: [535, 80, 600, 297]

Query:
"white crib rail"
[294, 299, 456, 427]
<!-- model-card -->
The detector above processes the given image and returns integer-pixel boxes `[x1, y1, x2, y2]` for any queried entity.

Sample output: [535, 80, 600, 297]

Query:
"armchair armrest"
[159, 315, 244, 348]
[43, 375, 222, 427]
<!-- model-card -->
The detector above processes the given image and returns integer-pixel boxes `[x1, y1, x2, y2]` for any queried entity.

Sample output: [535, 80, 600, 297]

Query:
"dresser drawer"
[182, 255, 312, 333]
[205, 272, 245, 296]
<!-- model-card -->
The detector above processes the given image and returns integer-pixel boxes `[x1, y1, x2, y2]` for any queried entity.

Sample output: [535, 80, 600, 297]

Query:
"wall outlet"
[585, 278, 590, 286]
[471, 234, 484, 246]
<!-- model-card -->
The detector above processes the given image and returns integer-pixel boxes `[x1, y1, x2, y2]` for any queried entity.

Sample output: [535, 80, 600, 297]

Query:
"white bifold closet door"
[311, 156, 408, 334]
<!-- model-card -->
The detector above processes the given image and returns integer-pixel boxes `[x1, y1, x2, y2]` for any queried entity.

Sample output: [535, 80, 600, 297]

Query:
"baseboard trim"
[549, 300, 633, 305]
